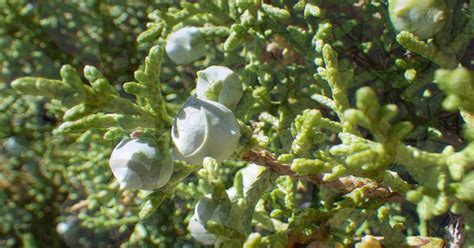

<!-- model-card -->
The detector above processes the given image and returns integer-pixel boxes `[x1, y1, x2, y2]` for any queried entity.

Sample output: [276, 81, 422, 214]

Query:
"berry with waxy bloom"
[188, 189, 234, 245]
[171, 96, 241, 165]
[188, 216, 217, 245]
[109, 138, 174, 190]
[165, 26, 206, 64]
[388, 0, 447, 39]
[196, 65, 243, 109]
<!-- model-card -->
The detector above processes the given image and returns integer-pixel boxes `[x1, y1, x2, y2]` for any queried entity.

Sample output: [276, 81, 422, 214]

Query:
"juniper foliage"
[1, 0, 474, 247]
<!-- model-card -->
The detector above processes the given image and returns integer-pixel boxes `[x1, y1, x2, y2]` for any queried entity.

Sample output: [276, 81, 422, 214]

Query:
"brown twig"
[242, 148, 405, 202]
[242, 148, 292, 175]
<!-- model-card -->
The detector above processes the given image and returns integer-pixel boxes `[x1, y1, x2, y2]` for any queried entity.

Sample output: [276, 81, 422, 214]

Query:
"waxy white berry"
[389, 0, 447, 39]
[165, 26, 206, 64]
[172, 96, 241, 165]
[196, 66, 243, 109]
[109, 138, 174, 190]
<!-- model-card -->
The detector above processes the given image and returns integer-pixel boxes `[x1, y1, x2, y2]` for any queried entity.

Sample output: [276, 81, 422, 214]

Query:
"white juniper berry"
[188, 189, 235, 245]
[171, 96, 241, 165]
[109, 138, 174, 190]
[196, 65, 243, 109]
[388, 0, 447, 39]
[165, 26, 206, 64]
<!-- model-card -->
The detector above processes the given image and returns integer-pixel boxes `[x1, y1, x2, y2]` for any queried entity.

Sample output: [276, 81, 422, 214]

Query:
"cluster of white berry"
[108, 27, 243, 191]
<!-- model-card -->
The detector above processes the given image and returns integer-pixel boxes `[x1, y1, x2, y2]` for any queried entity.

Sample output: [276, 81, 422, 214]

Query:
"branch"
[242, 149, 292, 175]
[242, 149, 405, 202]
[305, 174, 405, 202]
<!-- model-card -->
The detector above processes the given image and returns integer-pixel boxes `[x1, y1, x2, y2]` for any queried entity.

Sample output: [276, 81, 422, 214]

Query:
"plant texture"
[1, 0, 474, 247]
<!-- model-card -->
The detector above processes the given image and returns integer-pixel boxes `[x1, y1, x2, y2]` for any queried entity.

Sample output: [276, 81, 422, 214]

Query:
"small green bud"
[137, 23, 163, 44]
[84, 65, 101, 82]
[103, 127, 125, 141]
[355, 87, 379, 119]
[60, 65, 85, 90]
[304, 4, 321, 18]
[63, 103, 95, 121]
[261, 4, 290, 19]
[123, 82, 148, 96]
[378, 104, 398, 123]
[277, 153, 294, 164]
[323, 164, 346, 181]
[291, 158, 324, 175]
[224, 24, 245, 51]
[389, 121, 414, 140]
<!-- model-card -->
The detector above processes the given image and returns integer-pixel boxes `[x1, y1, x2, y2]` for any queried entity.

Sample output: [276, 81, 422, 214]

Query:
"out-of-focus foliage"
[1, 0, 474, 247]
[0, 0, 160, 82]
[0, 1, 192, 247]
